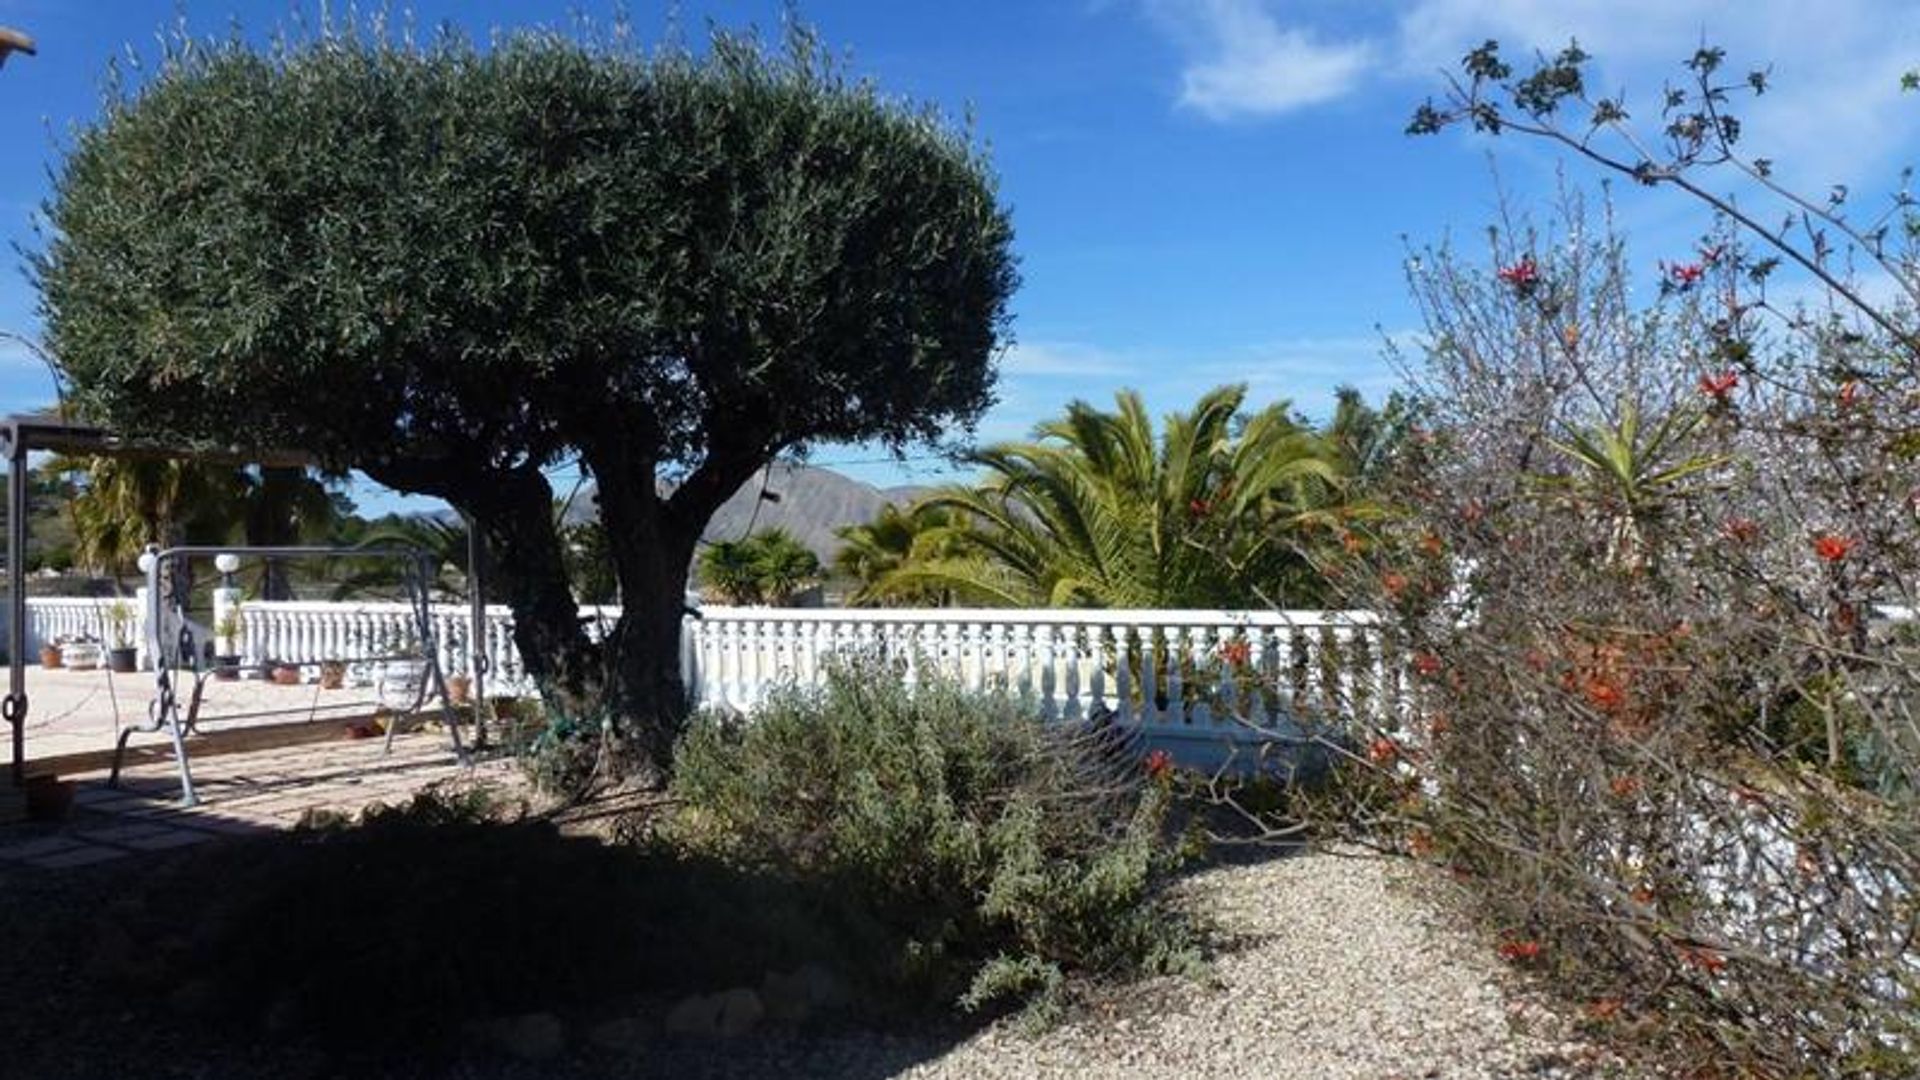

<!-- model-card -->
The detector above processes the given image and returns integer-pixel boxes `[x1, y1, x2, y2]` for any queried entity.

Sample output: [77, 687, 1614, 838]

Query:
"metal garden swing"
[109, 544, 475, 807]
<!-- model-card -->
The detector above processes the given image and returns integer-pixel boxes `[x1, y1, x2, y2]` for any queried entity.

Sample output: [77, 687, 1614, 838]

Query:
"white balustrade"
[19, 598, 1389, 756]
[19, 597, 150, 666]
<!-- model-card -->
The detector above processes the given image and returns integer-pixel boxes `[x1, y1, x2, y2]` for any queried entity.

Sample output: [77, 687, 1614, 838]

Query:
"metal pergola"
[0, 411, 491, 788]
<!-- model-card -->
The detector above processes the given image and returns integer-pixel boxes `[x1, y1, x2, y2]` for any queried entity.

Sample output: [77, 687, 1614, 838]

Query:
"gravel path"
[893, 852, 1617, 1080]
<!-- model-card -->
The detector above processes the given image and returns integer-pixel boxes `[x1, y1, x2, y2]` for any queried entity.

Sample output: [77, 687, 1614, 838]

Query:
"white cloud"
[1147, 0, 1375, 119]
[1137, 0, 1920, 189]
[1393, 0, 1920, 189]
[1000, 340, 1138, 377]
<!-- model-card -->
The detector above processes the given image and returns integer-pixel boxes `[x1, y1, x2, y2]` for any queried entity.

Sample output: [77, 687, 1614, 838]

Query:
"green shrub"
[667, 660, 1203, 1019]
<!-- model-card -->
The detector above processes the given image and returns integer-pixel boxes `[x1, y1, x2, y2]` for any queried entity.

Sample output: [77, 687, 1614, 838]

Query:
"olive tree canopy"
[36, 22, 1018, 774]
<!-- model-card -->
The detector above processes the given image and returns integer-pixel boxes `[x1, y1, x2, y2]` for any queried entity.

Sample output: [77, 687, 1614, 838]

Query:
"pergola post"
[465, 514, 489, 749]
[6, 433, 27, 786]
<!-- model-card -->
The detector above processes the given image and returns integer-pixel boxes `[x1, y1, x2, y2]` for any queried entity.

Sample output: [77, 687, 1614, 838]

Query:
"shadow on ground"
[0, 795, 983, 1080]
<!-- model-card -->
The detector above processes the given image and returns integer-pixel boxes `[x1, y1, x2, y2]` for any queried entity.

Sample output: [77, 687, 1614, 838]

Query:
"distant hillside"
[568, 464, 939, 561]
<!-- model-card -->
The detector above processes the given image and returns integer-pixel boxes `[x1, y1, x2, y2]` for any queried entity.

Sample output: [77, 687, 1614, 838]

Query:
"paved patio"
[0, 665, 520, 870]
[11, 663, 418, 761]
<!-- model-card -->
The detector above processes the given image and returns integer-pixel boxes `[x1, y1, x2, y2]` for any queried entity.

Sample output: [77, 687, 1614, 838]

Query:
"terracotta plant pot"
[318, 661, 347, 690]
[38, 645, 61, 670]
[445, 674, 472, 707]
[271, 664, 303, 686]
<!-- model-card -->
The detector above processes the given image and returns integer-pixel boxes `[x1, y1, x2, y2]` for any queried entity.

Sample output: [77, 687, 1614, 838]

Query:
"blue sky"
[2, 1, 1917, 510]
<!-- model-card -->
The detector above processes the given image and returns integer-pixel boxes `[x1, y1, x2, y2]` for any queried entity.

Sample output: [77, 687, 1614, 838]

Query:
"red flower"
[1428, 712, 1452, 736]
[1698, 370, 1738, 400]
[1664, 260, 1705, 288]
[1217, 640, 1252, 668]
[1188, 498, 1211, 518]
[1418, 532, 1445, 557]
[1459, 499, 1485, 523]
[1340, 529, 1364, 553]
[1367, 736, 1399, 765]
[1143, 749, 1173, 780]
[1583, 677, 1626, 713]
[1498, 939, 1543, 962]
[1676, 945, 1727, 975]
[1839, 379, 1861, 409]
[1721, 516, 1760, 544]
[1407, 830, 1435, 858]
[1699, 243, 1725, 265]
[1381, 572, 1409, 599]
[1812, 534, 1855, 563]
[1609, 775, 1643, 798]
[1412, 652, 1442, 677]
[1496, 256, 1539, 290]
[1585, 998, 1624, 1021]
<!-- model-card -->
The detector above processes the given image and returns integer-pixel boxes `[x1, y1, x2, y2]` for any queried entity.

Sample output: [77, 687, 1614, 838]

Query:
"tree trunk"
[590, 453, 705, 774]
[369, 439, 761, 782]
[365, 459, 604, 724]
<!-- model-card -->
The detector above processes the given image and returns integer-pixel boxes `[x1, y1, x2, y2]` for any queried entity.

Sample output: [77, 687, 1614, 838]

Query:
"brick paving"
[0, 663, 522, 869]
[0, 727, 520, 869]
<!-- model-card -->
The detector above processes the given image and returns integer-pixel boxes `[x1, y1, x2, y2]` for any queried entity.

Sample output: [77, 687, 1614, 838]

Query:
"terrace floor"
[0, 664, 518, 871]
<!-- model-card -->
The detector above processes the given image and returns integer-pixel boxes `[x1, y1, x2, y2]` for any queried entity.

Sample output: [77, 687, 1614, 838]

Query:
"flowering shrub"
[1285, 193, 1920, 1077]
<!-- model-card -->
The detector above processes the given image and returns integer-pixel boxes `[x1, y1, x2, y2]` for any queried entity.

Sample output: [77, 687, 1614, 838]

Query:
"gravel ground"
[0, 840, 1632, 1079]
[887, 851, 1621, 1080]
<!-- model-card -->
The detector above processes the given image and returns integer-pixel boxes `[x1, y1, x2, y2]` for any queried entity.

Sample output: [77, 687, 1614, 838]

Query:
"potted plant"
[318, 659, 347, 690]
[445, 671, 473, 707]
[213, 607, 244, 681]
[63, 635, 102, 671]
[270, 661, 303, 686]
[104, 600, 138, 673]
[376, 628, 429, 711]
[38, 638, 62, 669]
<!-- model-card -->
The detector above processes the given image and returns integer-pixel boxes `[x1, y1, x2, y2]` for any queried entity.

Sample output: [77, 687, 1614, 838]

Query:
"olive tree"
[35, 23, 1017, 775]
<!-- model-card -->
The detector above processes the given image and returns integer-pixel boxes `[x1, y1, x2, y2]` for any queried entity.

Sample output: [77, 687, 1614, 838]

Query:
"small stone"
[715, 987, 764, 1037]
[760, 968, 811, 1025]
[796, 962, 851, 1013]
[664, 993, 724, 1037]
[490, 1012, 565, 1061]
[587, 1016, 643, 1053]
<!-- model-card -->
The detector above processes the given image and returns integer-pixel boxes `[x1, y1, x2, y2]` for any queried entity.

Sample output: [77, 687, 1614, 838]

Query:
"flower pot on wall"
[445, 673, 472, 707]
[38, 645, 61, 670]
[271, 663, 303, 686]
[107, 647, 138, 674]
[377, 659, 428, 711]
[318, 661, 347, 690]
[214, 655, 243, 681]
[63, 642, 102, 671]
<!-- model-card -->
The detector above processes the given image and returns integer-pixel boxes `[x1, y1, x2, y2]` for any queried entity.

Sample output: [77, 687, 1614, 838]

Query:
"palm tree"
[874, 385, 1358, 608]
[833, 504, 967, 606]
[698, 539, 766, 605]
[697, 529, 821, 606]
[55, 456, 244, 576]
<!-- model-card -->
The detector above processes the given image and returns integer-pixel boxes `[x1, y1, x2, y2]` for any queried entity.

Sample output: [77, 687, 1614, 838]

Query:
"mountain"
[567, 464, 935, 560]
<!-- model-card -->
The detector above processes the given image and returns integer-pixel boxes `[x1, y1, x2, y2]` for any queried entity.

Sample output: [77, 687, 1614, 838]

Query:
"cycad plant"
[1536, 399, 1729, 572]
[872, 385, 1360, 608]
